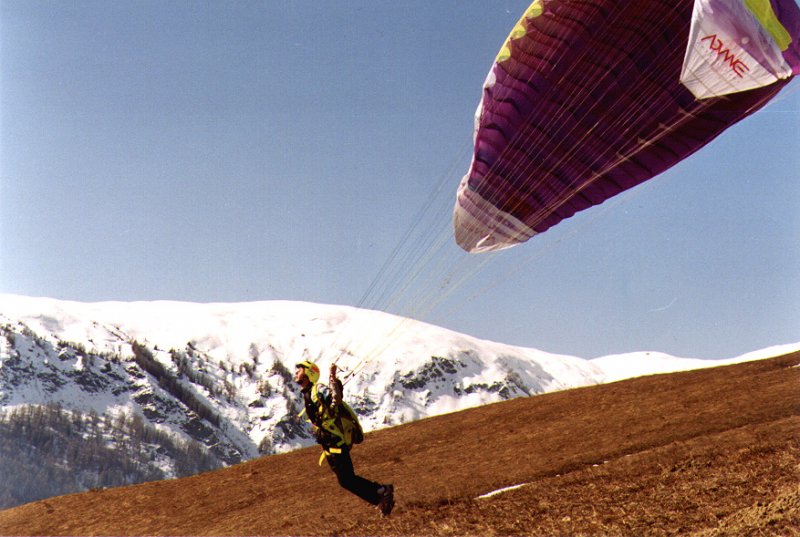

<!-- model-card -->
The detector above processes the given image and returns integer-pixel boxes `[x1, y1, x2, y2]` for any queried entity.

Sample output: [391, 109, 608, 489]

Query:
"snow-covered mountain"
[589, 343, 800, 382]
[1, 293, 796, 502]
[0, 294, 605, 462]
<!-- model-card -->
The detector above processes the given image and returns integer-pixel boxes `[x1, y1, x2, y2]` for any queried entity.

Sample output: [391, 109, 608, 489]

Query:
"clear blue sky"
[2, 1, 798, 359]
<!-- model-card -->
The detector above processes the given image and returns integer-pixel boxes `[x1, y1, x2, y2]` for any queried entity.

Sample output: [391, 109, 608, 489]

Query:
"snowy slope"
[1, 294, 795, 469]
[590, 342, 800, 382]
[0, 295, 604, 464]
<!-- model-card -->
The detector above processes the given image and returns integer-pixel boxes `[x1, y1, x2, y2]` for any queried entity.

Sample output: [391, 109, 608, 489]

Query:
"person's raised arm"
[330, 364, 343, 409]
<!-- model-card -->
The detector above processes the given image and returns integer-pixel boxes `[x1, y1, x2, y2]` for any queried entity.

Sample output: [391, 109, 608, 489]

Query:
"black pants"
[325, 447, 381, 505]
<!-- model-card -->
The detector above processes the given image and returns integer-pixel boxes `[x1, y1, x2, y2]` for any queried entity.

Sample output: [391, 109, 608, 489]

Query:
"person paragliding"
[294, 361, 395, 516]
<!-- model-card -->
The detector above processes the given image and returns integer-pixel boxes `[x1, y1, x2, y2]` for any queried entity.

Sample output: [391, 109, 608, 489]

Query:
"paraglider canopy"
[453, 0, 800, 253]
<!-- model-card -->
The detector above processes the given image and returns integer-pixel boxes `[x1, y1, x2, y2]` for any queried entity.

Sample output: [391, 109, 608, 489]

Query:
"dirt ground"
[1, 352, 798, 536]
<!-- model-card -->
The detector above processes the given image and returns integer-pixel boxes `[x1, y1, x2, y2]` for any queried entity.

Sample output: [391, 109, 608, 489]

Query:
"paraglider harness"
[299, 375, 364, 465]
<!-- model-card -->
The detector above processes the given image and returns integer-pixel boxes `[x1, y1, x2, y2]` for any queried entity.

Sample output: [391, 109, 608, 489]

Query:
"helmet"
[295, 360, 320, 384]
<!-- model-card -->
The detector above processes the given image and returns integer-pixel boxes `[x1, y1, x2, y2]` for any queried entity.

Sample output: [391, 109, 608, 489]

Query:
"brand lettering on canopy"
[700, 34, 750, 78]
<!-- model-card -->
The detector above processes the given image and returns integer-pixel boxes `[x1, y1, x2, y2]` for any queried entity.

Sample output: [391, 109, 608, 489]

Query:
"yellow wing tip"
[495, 0, 544, 64]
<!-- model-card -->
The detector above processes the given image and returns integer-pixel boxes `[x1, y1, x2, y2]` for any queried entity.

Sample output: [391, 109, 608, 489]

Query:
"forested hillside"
[0, 403, 219, 509]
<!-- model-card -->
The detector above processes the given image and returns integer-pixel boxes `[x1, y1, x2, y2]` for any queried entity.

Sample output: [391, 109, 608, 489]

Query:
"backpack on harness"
[304, 382, 364, 448]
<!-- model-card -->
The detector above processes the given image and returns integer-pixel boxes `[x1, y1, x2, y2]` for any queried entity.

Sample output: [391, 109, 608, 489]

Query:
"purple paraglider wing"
[454, 0, 800, 253]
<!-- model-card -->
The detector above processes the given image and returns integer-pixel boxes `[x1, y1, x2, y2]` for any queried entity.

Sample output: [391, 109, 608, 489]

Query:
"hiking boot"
[377, 484, 394, 517]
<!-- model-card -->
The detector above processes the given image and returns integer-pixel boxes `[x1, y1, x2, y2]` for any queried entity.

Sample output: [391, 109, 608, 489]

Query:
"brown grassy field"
[1, 352, 798, 536]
